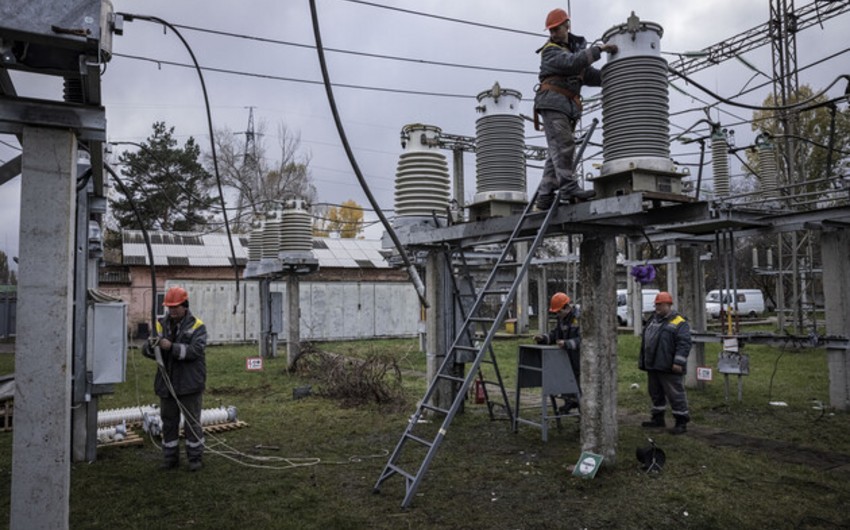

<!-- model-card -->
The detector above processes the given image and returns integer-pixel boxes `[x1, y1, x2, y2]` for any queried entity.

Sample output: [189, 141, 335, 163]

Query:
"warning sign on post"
[246, 357, 263, 371]
[697, 366, 713, 381]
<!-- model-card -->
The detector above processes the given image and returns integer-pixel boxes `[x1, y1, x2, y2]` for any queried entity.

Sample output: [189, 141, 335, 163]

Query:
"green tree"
[110, 122, 217, 232]
[313, 200, 364, 238]
[747, 84, 850, 200]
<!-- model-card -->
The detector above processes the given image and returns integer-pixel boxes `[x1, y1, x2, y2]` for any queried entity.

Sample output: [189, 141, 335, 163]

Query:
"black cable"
[668, 67, 850, 112]
[309, 0, 428, 308]
[340, 0, 542, 37]
[121, 13, 241, 314]
[113, 53, 490, 101]
[105, 163, 159, 338]
[170, 22, 537, 75]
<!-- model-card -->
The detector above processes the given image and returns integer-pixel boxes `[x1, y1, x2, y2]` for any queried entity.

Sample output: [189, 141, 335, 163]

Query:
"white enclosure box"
[88, 302, 127, 384]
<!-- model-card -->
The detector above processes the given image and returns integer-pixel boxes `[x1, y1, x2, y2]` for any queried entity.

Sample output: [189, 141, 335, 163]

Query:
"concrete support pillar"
[11, 127, 77, 530]
[286, 275, 301, 368]
[578, 235, 619, 465]
[821, 229, 850, 411]
[680, 245, 706, 389]
[258, 279, 276, 358]
[426, 252, 455, 410]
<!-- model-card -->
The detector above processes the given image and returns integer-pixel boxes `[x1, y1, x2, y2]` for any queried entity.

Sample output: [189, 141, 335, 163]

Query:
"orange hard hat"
[549, 292, 571, 313]
[163, 286, 189, 307]
[545, 8, 570, 30]
[655, 291, 674, 304]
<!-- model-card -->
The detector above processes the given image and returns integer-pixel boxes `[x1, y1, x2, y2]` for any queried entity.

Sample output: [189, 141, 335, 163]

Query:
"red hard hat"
[545, 8, 570, 30]
[163, 286, 189, 307]
[655, 291, 674, 305]
[549, 292, 571, 313]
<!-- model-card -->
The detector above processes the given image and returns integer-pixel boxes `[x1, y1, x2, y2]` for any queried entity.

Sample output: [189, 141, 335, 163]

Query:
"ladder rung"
[483, 289, 510, 296]
[404, 432, 434, 448]
[387, 463, 415, 482]
[497, 262, 521, 268]
[469, 317, 495, 323]
[436, 373, 465, 384]
[421, 402, 450, 414]
[511, 235, 537, 243]
[453, 345, 478, 352]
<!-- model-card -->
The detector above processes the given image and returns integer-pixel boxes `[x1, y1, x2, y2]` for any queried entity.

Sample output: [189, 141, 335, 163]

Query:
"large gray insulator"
[247, 221, 264, 262]
[394, 124, 450, 219]
[281, 198, 313, 253]
[756, 137, 779, 199]
[474, 83, 526, 202]
[601, 14, 673, 175]
[261, 210, 282, 259]
[711, 129, 731, 198]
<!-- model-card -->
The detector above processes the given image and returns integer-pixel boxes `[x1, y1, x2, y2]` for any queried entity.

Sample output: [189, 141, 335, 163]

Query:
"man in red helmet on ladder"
[534, 8, 618, 210]
[143, 286, 208, 470]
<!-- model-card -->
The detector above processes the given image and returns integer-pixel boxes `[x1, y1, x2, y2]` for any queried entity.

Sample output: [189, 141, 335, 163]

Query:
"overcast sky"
[1, 0, 849, 268]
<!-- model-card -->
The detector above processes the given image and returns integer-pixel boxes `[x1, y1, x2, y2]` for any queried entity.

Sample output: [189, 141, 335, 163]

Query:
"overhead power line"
[171, 23, 537, 76]
[113, 53, 488, 100]
[339, 0, 543, 37]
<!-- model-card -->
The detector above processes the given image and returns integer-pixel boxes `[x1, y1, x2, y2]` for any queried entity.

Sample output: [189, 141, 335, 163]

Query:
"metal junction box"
[0, 0, 113, 75]
[592, 168, 687, 201]
[87, 301, 127, 385]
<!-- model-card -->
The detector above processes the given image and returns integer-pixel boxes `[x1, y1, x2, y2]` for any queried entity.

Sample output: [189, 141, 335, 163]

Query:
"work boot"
[560, 188, 596, 203]
[670, 416, 689, 435]
[188, 459, 203, 472]
[641, 413, 665, 428]
[535, 195, 554, 211]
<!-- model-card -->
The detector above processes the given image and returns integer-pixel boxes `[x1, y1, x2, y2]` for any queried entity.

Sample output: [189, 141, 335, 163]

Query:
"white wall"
[167, 279, 421, 344]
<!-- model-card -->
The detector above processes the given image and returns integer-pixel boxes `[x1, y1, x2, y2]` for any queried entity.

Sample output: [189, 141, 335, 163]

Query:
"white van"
[617, 288, 660, 326]
[705, 289, 765, 318]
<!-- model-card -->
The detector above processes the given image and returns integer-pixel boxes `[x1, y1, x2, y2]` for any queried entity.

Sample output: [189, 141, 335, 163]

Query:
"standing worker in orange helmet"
[534, 292, 582, 413]
[143, 286, 208, 470]
[638, 291, 692, 434]
[533, 8, 618, 210]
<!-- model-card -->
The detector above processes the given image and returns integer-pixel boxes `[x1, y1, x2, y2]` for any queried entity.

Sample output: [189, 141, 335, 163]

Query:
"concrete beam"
[11, 126, 77, 530]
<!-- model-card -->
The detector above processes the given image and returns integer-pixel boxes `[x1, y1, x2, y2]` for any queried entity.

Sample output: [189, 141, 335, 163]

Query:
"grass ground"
[1, 334, 848, 529]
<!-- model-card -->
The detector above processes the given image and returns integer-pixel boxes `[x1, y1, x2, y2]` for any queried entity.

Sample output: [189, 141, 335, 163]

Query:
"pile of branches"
[294, 347, 406, 408]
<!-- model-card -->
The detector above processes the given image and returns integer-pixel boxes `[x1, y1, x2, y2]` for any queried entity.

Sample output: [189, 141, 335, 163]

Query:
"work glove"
[533, 335, 546, 344]
[564, 339, 577, 351]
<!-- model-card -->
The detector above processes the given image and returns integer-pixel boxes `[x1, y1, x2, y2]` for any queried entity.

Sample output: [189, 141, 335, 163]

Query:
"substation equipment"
[243, 197, 318, 364]
[374, 11, 850, 509]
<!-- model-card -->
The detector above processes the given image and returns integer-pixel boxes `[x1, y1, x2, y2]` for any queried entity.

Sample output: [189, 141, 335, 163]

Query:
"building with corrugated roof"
[100, 230, 415, 342]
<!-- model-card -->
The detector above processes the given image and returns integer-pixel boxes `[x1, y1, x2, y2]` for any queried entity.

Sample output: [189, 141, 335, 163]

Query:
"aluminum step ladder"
[373, 192, 563, 508]
[443, 243, 513, 422]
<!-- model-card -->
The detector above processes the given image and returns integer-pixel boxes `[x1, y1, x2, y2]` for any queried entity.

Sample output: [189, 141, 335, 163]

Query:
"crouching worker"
[143, 286, 208, 470]
[638, 291, 692, 435]
[534, 292, 582, 413]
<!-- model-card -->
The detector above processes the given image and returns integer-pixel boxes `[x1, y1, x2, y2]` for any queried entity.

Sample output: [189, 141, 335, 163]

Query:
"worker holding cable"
[143, 286, 208, 471]
[533, 8, 618, 210]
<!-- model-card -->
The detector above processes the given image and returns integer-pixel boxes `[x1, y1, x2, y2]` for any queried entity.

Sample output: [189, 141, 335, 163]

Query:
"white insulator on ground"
[98, 404, 158, 427]
[143, 412, 162, 437]
[97, 422, 128, 443]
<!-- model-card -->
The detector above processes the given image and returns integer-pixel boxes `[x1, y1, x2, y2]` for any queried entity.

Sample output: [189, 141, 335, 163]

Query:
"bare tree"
[210, 120, 316, 232]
